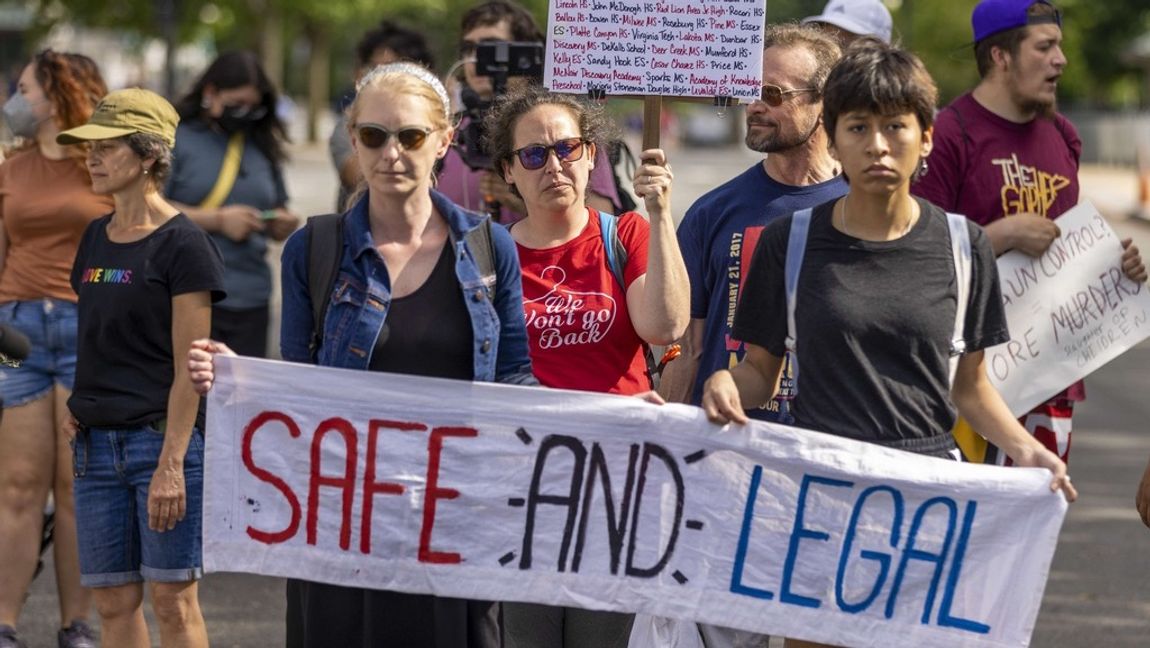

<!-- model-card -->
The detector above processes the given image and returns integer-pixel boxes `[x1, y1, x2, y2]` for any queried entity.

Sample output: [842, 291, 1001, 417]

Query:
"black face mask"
[216, 103, 267, 134]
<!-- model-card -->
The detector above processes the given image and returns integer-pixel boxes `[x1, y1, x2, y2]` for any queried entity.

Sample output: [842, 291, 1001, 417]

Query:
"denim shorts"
[72, 423, 204, 587]
[0, 299, 78, 406]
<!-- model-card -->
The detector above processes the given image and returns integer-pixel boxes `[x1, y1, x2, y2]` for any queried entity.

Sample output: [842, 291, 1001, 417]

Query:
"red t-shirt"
[517, 209, 650, 394]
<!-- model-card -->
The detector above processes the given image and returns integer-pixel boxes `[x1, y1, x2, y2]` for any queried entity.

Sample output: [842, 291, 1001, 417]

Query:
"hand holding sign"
[632, 148, 672, 216]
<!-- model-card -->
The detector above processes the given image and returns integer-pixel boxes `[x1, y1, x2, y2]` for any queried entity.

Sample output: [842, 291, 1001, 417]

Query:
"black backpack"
[305, 214, 497, 362]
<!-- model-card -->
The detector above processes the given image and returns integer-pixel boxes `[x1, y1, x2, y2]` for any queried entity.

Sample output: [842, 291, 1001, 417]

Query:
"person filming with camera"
[439, 0, 622, 224]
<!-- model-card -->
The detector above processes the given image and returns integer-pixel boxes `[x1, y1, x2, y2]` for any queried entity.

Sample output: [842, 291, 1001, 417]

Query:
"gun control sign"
[988, 202, 1150, 416]
[544, 0, 767, 99]
[204, 356, 1066, 647]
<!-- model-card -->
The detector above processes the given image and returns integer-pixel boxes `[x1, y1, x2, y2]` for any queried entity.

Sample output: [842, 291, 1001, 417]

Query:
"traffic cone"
[1136, 139, 1150, 222]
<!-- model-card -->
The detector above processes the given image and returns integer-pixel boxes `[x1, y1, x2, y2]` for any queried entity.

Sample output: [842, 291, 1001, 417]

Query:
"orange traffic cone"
[1136, 139, 1150, 222]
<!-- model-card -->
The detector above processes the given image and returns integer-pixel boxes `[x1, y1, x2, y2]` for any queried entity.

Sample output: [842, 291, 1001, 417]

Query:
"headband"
[356, 62, 451, 123]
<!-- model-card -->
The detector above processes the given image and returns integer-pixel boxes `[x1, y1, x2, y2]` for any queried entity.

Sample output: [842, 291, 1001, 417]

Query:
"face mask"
[2, 94, 46, 139]
[216, 104, 267, 134]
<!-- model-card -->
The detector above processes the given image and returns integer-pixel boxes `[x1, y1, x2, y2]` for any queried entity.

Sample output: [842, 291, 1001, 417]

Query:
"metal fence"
[1063, 109, 1150, 167]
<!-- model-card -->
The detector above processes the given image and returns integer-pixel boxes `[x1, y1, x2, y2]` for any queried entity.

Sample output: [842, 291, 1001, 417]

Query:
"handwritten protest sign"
[988, 202, 1150, 416]
[544, 0, 767, 100]
[204, 356, 1066, 647]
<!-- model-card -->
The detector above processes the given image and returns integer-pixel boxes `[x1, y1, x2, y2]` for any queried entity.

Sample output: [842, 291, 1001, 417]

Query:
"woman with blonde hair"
[189, 62, 535, 647]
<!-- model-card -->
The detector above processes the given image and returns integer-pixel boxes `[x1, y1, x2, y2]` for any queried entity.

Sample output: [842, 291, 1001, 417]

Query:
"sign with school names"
[544, 0, 767, 100]
[204, 355, 1066, 648]
[988, 202, 1150, 416]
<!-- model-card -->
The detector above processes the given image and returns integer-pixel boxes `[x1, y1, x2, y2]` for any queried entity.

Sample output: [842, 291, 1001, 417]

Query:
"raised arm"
[626, 148, 690, 345]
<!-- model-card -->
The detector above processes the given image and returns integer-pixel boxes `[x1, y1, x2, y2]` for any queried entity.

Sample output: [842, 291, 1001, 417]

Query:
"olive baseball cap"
[57, 88, 179, 147]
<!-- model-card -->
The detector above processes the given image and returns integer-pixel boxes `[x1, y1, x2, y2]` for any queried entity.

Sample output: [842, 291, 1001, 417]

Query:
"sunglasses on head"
[511, 137, 587, 170]
[355, 124, 434, 150]
[759, 84, 818, 107]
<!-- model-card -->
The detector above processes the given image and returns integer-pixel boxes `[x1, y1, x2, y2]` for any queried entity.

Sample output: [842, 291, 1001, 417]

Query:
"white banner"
[544, 0, 767, 100]
[989, 202, 1150, 415]
[204, 356, 1067, 648]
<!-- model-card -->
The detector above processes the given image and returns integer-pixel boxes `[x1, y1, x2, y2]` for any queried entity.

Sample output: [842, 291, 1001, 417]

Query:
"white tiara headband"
[356, 62, 451, 123]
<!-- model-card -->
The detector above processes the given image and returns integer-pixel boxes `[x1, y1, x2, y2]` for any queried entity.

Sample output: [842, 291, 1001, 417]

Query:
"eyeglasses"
[354, 124, 435, 150]
[758, 84, 818, 107]
[511, 137, 587, 170]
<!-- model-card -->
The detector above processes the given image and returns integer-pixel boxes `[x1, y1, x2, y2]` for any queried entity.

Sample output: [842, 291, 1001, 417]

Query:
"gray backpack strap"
[946, 212, 972, 388]
[463, 217, 498, 294]
[779, 208, 812, 411]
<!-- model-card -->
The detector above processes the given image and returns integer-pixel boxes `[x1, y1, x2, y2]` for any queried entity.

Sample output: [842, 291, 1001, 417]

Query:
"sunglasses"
[759, 84, 818, 107]
[354, 124, 434, 150]
[511, 137, 587, 170]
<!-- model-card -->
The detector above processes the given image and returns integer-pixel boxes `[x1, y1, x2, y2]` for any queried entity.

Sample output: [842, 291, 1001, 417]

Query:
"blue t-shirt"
[677, 162, 847, 418]
[165, 120, 288, 309]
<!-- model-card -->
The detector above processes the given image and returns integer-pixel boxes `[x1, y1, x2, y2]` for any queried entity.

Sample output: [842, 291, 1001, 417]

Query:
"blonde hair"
[349, 63, 450, 129]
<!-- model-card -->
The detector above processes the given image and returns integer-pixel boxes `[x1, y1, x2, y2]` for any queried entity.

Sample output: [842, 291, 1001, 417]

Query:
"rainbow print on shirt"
[81, 267, 133, 284]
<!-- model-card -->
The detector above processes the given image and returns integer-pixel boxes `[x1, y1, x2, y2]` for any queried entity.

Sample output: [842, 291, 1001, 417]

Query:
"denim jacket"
[280, 191, 536, 385]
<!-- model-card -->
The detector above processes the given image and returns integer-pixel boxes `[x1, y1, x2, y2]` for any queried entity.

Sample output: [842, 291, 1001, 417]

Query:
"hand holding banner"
[205, 356, 1067, 647]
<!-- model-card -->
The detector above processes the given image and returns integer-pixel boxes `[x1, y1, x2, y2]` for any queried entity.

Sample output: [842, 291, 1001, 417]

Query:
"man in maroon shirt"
[914, 0, 1146, 465]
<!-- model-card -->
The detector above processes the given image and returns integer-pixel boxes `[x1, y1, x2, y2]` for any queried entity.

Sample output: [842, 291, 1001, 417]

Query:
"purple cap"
[972, 0, 1061, 43]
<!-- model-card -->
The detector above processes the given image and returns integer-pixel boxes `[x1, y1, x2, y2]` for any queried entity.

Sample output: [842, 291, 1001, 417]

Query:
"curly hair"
[23, 50, 107, 168]
[482, 84, 615, 175]
[174, 50, 289, 165]
[126, 133, 173, 189]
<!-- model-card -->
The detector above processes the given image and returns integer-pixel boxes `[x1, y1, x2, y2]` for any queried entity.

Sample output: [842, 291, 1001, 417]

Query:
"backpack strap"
[463, 216, 497, 293]
[780, 208, 812, 416]
[598, 211, 660, 388]
[946, 212, 973, 388]
[305, 213, 344, 363]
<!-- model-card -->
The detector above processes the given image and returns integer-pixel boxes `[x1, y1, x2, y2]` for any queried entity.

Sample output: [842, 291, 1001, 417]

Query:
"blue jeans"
[72, 423, 204, 587]
[0, 299, 78, 406]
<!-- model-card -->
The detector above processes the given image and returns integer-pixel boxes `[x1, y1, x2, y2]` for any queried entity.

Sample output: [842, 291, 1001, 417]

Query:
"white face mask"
[2, 94, 48, 139]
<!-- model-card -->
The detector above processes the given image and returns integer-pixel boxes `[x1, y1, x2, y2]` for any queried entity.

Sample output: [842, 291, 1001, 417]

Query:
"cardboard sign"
[204, 356, 1066, 647]
[989, 202, 1150, 415]
[544, 0, 767, 100]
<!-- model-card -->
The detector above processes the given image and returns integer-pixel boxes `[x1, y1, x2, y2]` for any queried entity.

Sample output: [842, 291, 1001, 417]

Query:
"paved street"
[16, 130, 1150, 647]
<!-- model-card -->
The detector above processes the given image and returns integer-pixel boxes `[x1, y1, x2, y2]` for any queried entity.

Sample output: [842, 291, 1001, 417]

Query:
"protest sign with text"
[988, 202, 1150, 416]
[204, 355, 1067, 647]
[544, 0, 766, 100]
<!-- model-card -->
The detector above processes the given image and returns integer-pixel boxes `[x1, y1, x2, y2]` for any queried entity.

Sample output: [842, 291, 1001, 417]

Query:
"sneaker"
[57, 620, 96, 648]
[0, 625, 27, 648]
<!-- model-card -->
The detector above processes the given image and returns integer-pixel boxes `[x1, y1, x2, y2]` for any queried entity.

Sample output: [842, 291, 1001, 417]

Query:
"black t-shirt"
[733, 198, 1009, 451]
[369, 242, 473, 378]
[69, 213, 226, 427]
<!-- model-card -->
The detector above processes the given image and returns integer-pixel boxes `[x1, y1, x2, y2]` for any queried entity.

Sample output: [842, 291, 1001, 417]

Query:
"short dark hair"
[461, 1, 543, 42]
[821, 39, 938, 145]
[482, 84, 615, 197]
[974, 1, 1060, 78]
[762, 23, 842, 97]
[356, 20, 435, 70]
[127, 132, 172, 186]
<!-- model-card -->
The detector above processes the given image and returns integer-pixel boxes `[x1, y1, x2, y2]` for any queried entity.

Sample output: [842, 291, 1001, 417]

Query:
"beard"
[1018, 96, 1057, 119]
[744, 114, 820, 153]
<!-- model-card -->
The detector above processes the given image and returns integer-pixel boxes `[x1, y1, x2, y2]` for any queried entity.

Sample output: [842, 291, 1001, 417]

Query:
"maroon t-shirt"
[913, 92, 1085, 402]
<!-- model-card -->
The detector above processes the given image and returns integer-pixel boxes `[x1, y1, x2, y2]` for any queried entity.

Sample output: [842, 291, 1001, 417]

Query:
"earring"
[142, 168, 149, 176]
[201, 97, 211, 109]
[916, 157, 929, 179]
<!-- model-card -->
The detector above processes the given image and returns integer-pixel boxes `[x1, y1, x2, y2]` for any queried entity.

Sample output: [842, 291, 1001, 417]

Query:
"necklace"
[839, 199, 917, 239]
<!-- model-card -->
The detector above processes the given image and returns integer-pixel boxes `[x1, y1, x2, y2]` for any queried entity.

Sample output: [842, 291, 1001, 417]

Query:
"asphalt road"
[15, 136, 1150, 647]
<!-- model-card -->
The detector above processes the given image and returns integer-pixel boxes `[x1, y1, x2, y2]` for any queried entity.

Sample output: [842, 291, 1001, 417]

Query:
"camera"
[455, 41, 544, 172]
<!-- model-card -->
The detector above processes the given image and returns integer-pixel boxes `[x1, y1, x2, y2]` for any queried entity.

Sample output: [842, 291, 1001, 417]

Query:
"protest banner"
[204, 355, 1067, 647]
[988, 202, 1150, 416]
